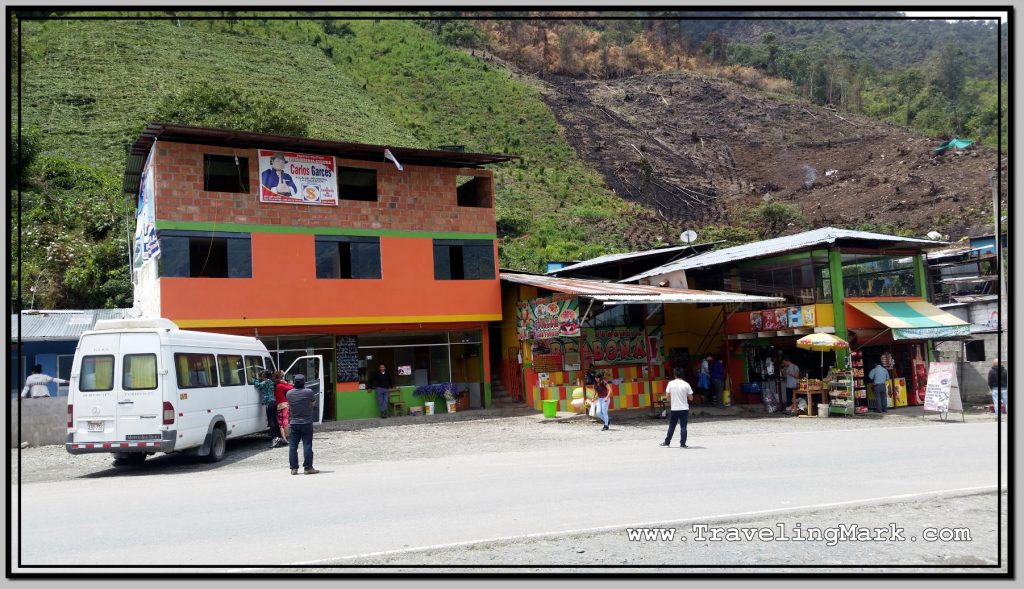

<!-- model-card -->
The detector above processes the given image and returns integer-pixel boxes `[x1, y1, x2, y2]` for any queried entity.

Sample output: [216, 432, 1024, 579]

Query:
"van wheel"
[205, 427, 227, 463]
[113, 453, 146, 466]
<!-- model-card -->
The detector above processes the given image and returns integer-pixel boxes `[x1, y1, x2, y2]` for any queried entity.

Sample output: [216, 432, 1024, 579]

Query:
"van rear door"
[115, 332, 164, 440]
[71, 332, 120, 443]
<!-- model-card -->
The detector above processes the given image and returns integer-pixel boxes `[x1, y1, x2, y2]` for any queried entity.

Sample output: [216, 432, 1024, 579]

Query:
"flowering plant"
[413, 382, 458, 401]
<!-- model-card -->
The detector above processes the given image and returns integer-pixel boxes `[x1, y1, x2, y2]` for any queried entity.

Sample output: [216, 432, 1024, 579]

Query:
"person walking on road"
[989, 359, 1008, 414]
[659, 368, 694, 448]
[21, 364, 68, 398]
[868, 361, 890, 414]
[255, 370, 282, 447]
[594, 373, 612, 431]
[369, 364, 392, 418]
[286, 374, 319, 475]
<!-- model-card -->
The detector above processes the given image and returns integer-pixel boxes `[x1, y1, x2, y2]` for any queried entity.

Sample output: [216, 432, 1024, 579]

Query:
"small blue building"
[10, 309, 133, 398]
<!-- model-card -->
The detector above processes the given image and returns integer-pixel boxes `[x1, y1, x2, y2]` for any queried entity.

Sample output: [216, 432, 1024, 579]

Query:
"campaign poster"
[258, 149, 338, 206]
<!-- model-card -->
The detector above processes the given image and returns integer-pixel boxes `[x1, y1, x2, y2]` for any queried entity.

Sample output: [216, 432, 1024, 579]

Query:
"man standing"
[659, 368, 694, 448]
[254, 370, 281, 447]
[988, 359, 1008, 414]
[782, 358, 800, 413]
[21, 364, 68, 398]
[868, 361, 890, 414]
[710, 355, 726, 408]
[370, 364, 392, 418]
[286, 374, 319, 475]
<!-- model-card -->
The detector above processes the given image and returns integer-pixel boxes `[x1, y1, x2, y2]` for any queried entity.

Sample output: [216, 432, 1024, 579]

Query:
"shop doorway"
[259, 335, 337, 420]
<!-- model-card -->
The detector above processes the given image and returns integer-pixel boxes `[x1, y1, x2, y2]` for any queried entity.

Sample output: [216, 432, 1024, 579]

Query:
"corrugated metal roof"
[621, 227, 947, 283]
[501, 273, 781, 304]
[11, 309, 136, 341]
[545, 243, 718, 275]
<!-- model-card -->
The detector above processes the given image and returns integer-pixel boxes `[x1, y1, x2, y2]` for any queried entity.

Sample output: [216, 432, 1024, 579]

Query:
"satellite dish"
[679, 230, 698, 244]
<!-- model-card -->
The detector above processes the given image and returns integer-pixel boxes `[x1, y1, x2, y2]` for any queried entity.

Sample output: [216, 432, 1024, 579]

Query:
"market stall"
[500, 273, 783, 415]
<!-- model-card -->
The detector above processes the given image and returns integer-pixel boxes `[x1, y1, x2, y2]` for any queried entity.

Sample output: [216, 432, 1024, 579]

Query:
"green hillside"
[14, 16, 639, 309]
[19, 19, 413, 169]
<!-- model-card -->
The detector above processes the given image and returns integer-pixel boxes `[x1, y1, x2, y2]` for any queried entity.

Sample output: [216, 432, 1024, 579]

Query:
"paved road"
[13, 420, 1007, 570]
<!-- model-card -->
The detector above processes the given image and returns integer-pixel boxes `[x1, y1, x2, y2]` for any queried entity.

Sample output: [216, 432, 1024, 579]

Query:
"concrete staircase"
[489, 378, 525, 408]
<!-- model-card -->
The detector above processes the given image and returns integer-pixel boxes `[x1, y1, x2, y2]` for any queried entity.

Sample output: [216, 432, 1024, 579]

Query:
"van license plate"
[87, 421, 104, 432]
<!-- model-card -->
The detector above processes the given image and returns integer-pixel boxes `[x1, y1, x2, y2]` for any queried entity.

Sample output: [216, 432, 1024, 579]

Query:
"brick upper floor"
[150, 140, 497, 235]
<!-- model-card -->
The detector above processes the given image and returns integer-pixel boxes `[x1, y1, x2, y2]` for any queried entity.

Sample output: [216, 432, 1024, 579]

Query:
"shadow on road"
[78, 434, 274, 479]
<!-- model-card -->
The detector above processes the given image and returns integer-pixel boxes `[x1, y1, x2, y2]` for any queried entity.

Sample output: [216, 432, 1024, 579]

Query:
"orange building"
[126, 123, 513, 420]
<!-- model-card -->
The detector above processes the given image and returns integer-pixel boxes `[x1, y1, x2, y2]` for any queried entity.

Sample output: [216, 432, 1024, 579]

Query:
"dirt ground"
[538, 70, 1004, 247]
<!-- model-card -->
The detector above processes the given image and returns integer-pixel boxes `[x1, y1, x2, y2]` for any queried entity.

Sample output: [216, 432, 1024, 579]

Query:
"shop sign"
[517, 295, 580, 341]
[923, 362, 963, 415]
[748, 305, 816, 332]
[132, 147, 159, 269]
[893, 325, 970, 340]
[533, 353, 564, 373]
[584, 328, 648, 366]
[258, 149, 339, 206]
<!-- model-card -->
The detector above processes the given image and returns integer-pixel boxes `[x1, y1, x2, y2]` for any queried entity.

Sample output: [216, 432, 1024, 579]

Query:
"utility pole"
[989, 171, 1006, 361]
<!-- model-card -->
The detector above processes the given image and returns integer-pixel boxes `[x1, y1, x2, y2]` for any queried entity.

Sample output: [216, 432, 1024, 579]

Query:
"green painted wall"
[335, 385, 474, 420]
[157, 219, 496, 240]
[484, 382, 492, 408]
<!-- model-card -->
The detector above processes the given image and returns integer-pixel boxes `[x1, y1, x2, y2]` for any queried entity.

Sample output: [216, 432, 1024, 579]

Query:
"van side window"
[123, 354, 158, 390]
[80, 355, 114, 391]
[244, 355, 265, 384]
[174, 353, 218, 389]
[218, 355, 245, 387]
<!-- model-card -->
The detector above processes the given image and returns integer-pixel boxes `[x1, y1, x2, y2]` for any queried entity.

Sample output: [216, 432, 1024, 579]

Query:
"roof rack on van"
[93, 317, 179, 331]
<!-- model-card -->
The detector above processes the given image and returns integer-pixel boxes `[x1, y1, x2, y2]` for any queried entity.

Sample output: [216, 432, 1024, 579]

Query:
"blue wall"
[11, 340, 78, 398]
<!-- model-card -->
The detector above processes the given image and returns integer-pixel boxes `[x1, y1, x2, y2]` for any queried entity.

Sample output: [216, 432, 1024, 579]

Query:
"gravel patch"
[291, 490, 1009, 574]
[12, 406, 1005, 485]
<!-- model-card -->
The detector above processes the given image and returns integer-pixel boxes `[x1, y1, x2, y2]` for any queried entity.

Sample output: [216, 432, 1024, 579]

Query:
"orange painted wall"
[160, 233, 501, 323]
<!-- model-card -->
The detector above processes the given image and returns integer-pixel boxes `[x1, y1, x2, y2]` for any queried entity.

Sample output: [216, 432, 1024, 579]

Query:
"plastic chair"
[388, 389, 407, 417]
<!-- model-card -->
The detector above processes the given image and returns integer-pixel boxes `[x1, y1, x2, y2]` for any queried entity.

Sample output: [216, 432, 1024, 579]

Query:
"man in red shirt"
[273, 370, 293, 443]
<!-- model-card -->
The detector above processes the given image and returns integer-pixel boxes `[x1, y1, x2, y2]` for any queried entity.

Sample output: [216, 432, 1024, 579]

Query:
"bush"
[153, 84, 309, 136]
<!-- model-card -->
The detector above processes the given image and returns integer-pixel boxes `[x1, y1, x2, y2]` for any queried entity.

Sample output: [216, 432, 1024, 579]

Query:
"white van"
[65, 318, 322, 464]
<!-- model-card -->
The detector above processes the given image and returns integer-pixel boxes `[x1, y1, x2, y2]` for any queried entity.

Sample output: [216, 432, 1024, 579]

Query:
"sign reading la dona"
[258, 150, 338, 206]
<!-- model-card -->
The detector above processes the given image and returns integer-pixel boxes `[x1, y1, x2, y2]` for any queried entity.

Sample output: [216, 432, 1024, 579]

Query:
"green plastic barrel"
[543, 399, 559, 418]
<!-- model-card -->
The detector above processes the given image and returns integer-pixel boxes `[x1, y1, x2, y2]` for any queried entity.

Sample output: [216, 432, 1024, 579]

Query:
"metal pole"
[989, 171, 1007, 358]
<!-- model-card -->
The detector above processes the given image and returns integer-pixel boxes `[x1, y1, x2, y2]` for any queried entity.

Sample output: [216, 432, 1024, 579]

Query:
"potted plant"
[443, 387, 460, 413]
[413, 382, 456, 415]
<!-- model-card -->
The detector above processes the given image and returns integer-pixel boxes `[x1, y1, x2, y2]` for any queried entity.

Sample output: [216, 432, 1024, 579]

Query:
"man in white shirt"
[659, 368, 695, 448]
[21, 364, 68, 398]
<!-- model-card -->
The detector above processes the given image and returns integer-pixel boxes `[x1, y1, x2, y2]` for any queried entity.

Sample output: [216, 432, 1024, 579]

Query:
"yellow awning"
[848, 301, 970, 340]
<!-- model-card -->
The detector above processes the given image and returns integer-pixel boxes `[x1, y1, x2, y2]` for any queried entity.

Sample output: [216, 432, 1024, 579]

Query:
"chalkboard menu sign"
[336, 336, 360, 383]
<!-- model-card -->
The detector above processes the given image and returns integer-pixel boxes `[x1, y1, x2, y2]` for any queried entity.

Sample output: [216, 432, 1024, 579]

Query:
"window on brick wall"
[433, 239, 495, 280]
[338, 167, 378, 201]
[315, 236, 382, 279]
[203, 154, 250, 193]
[456, 175, 490, 208]
[159, 231, 252, 278]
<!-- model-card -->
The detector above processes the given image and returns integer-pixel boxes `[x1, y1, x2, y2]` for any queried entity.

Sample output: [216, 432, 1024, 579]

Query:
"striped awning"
[848, 301, 971, 340]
